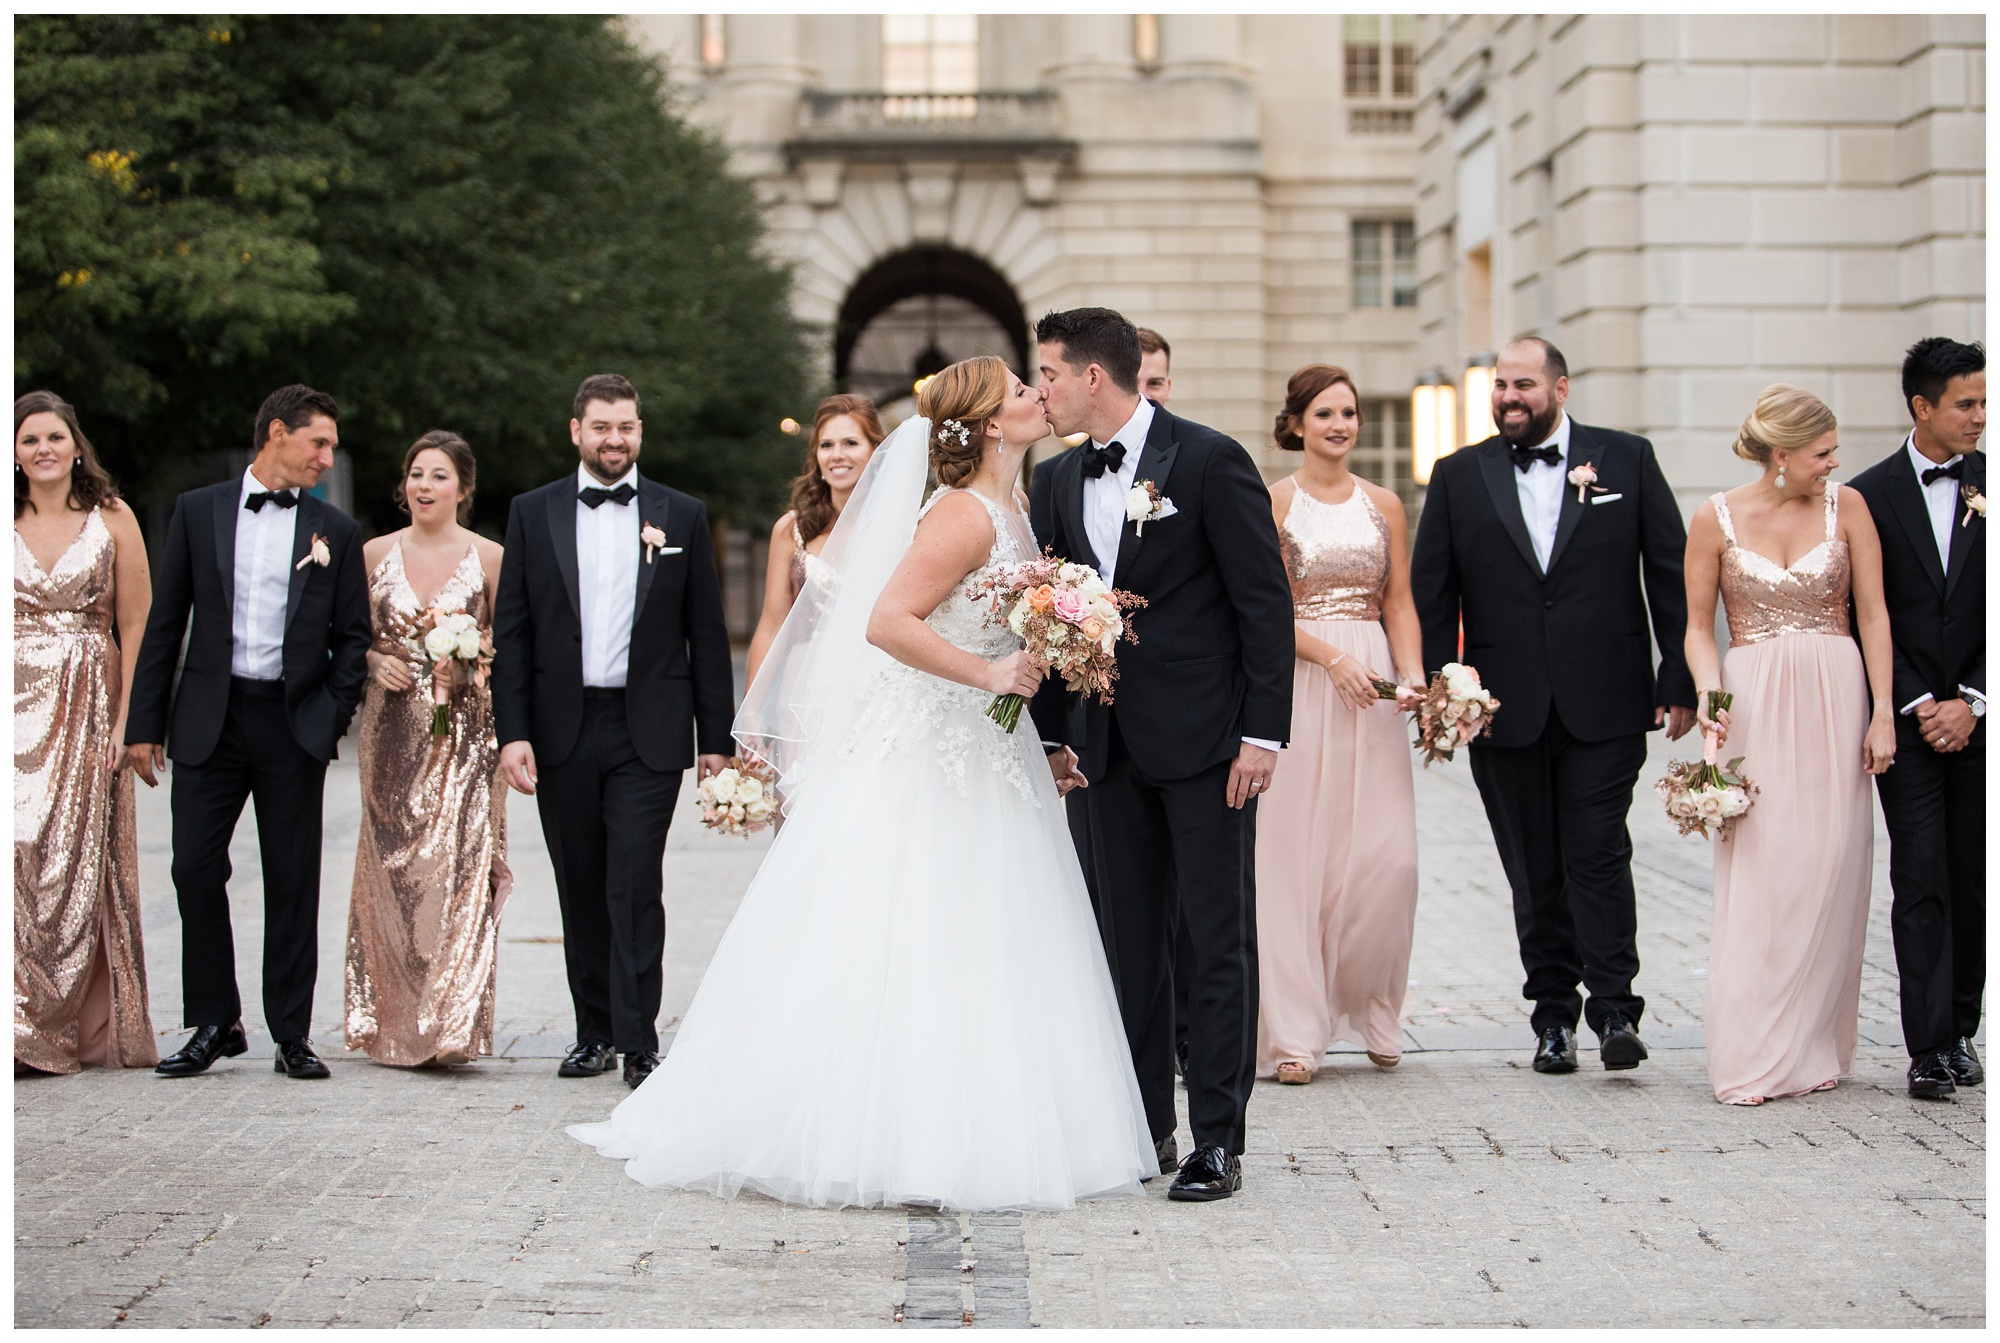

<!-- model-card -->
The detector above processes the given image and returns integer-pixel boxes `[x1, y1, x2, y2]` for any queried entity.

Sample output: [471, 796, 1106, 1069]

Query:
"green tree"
[15, 15, 815, 531]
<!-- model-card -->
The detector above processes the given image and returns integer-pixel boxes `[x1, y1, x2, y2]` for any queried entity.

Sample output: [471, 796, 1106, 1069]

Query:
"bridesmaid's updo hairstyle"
[1732, 384, 1837, 467]
[917, 356, 1007, 489]
[14, 390, 117, 519]
[1275, 363, 1361, 451]
[791, 393, 884, 544]
[395, 429, 477, 525]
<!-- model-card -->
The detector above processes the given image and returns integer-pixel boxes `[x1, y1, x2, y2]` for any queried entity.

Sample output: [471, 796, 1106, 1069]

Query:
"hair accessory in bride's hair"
[939, 419, 972, 448]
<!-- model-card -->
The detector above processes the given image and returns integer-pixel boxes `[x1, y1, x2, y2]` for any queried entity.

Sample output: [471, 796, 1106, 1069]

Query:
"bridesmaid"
[745, 394, 884, 688]
[1683, 384, 1897, 1105]
[344, 431, 509, 1068]
[1254, 365, 1423, 1083]
[13, 391, 157, 1072]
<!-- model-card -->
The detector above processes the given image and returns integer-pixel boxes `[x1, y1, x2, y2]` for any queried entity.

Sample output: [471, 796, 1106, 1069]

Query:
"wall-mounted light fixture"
[1461, 350, 1497, 446]
[1411, 368, 1458, 485]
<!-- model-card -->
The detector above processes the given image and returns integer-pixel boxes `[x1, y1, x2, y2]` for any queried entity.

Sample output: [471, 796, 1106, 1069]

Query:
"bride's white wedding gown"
[568, 487, 1157, 1210]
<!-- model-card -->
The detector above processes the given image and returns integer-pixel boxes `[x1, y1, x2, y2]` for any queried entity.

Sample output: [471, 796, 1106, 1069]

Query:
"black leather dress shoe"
[1947, 1037, 1983, 1086]
[1909, 1049, 1958, 1099]
[273, 1037, 331, 1079]
[557, 1042, 617, 1078]
[1531, 1025, 1577, 1074]
[1597, 1014, 1649, 1071]
[1168, 1145, 1242, 1202]
[155, 1022, 249, 1077]
[622, 1051, 659, 1089]
[1143, 1134, 1178, 1181]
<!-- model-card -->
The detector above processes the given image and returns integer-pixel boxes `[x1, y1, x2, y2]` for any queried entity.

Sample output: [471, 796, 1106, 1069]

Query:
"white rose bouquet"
[1409, 661, 1501, 766]
[696, 758, 779, 837]
[962, 550, 1147, 732]
[402, 608, 494, 737]
[1655, 690, 1758, 840]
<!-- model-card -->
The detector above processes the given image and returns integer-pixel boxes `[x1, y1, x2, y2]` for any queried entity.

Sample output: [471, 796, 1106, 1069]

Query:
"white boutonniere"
[294, 533, 330, 570]
[1567, 462, 1601, 503]
[1126, 479, 1177, 535]
[641, 522, 678, 563]
[1963, 483, 1986, 527]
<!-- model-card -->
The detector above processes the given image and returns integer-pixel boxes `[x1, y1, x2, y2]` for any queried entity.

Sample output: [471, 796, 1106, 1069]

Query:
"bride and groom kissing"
[568, 308, 1296, 1210]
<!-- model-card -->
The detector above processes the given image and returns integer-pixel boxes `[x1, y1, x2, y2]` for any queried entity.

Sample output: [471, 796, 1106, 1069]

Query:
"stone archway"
[835, 245, 1030, 413]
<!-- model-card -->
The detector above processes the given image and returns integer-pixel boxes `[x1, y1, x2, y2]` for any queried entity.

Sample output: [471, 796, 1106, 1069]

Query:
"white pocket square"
[1590, 493, 1624, 504]
[1154, 500, 1180, 521]
[656, 546, 684, 555]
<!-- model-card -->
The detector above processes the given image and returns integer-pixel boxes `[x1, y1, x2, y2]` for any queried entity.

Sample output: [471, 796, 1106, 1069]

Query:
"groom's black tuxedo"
[1411, 422, 1693, 1041]
[1849, 443, 1984, 1058]
[1029, 403, 1293, 1155]
[126, 478, 371, 1042]
[493, 471, 734, 1055]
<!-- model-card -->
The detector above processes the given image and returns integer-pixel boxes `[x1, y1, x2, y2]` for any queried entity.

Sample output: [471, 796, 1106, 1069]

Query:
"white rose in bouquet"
[1057, 562, 1084, 585]
[1695, 792, 1725, 819]
[1090, 597, 1119, 622]
[424, 626, 461, 660]
[1007, 603, 1030, 636]
[1442, 663, 1480, 699]
[709, 770, 741, 804]
[744, 795, 776, 822]
[454, 629, 483, 660]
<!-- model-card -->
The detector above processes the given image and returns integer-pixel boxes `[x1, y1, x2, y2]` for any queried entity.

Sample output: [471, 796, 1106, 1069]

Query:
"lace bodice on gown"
[1711, 488, 1850, 647]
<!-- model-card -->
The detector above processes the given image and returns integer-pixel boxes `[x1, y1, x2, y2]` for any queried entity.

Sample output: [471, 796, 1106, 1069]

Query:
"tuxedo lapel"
[212, 480, 239, 616]
[633, 476, 671, 617]
[1545, 427, 1598, 574]
[283, 493, 320, 630]
[1476, 440, 1542, 575]
[1945, 451, 1983, 597]
[1058, 448, 1096, 572]
[1883, 446, 1947, 595]
[1114, 409, 1180, 583]
[547, 483, 582, 620]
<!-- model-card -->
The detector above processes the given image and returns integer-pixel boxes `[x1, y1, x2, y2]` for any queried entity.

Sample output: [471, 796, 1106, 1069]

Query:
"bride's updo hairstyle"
[1733, 383, 1837, 466]
[916, 356, 1008, 488]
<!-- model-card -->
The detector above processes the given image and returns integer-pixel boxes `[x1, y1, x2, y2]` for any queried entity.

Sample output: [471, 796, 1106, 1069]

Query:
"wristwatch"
[1969, 697, 1986, 719]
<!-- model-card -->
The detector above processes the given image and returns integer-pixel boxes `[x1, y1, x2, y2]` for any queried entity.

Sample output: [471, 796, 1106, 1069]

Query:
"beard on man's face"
[1495, 399, 1560, 450]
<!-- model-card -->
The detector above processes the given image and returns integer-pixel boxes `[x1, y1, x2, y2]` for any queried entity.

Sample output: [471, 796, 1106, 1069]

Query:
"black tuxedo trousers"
[1875, 740, 1984, 1055]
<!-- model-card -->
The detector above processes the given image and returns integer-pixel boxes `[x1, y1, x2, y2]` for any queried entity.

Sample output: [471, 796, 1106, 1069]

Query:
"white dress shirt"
[1513, 412, 1572, 573]
[1896, 433, 1983, 717]
[575, 464, 640, 688]
[232, 466, 299, 680]
[1082, 397, 1155, 587]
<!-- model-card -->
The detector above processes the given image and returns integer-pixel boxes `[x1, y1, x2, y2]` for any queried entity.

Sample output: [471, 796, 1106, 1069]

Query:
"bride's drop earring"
[1774, 462, 1786, 489]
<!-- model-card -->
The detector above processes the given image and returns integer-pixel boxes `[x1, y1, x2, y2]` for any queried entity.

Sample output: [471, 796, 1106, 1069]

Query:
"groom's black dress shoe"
[622, 1051, 659, 1089]
[1947, 1037, 1983, 1086]
[1908, 1049, 1958, 1099]
[273, 1037, 331, 1079]
[1143, 1135, 1178, 1181]
[155, 1022, 249, 1076]
[558, 1042, 617, 1078]
[1531, 1025, 1577, 1074]
[1167, 1145, 1241, 1202]
[1597, 1014, 1648, 1071]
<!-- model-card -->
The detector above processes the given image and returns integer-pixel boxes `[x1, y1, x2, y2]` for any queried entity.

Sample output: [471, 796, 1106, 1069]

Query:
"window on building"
[699, 15, 725, 69]
[1390, 15, 1416, 97]
[883, 14, 978, 95]
[1354, 398, 1417, 511]
[1343, 16, 1381, 98]
[1353, 220, 1417, 310]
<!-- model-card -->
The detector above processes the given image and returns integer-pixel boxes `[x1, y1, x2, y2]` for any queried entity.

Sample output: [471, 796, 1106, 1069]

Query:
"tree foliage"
[15, 15, 816, 530]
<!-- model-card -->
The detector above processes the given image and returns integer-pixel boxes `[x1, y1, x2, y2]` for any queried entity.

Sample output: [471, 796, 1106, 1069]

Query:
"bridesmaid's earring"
[1774, 465, 1785, 489]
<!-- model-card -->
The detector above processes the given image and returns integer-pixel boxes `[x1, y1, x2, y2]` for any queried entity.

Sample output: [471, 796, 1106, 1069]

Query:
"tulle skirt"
[1705, 631, 1873, 1104]
[1253, 619, 1418, 1071]
[568, 668, 1157, 1210]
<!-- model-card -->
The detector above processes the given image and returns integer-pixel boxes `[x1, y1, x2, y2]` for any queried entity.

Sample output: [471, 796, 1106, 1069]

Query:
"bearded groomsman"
[1849, 337, 1986, 1099]
[1411, 337, 1696, 1075]
[128, 385, 373, 1080]
[492, 375, 735, 1089]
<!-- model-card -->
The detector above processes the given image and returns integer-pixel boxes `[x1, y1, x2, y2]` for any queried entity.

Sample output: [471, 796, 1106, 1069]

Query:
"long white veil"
[734, 415, 932, 810]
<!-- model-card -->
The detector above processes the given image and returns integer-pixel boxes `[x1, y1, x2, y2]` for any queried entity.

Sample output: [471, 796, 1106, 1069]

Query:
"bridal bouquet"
[696, 758, 778, 837]
[403, 609, 494, 737]
[1656, 691, 1758, 840]
[965, 552, 1145, 733]
[1410, 662, 1501, 766]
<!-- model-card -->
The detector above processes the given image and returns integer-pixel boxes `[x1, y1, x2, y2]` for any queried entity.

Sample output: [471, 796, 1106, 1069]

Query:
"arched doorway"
[836, 246, 1029, 422]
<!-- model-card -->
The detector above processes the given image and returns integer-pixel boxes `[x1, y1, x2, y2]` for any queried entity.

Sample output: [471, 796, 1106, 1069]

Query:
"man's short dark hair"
[1137, 327, 1171, 365]
[1505, 335, 1568, 382]
[252, 385, 340, 454]
[1901, 337, 1985, 420]
[574, 374, 640, 421]
[1035, 308, 1142, 394]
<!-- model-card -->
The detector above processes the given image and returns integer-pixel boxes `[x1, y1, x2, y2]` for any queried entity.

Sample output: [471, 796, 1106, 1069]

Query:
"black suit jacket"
[1848, 443, 1984, 750]
[1410, 421, 1695, 749]
[1027, 405, 1294, 781]
[491, 473, 735, 772]
[126, 480, 372, 764]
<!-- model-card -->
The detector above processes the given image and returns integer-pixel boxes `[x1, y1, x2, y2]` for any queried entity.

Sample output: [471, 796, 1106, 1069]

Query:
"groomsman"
[127, 385, 373, 1079]
[1849, 337, 1985, 1099]
[492, 375, 735, 1089]
[1411, 337, 1696, 1075]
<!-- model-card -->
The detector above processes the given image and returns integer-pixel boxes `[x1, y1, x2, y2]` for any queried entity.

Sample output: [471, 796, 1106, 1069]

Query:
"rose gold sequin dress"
[1253, 483, 1418, 1073]
[14, 509, 157, 1071]
[1704, 487, 1872, 1105]
[344, 543, 510, 1067]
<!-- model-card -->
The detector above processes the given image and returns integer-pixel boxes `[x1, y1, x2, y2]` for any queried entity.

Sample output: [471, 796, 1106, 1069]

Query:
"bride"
[568, 357, 1158, 1210]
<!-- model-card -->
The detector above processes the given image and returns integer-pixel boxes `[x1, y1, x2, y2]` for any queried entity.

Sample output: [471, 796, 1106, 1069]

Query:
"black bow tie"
[1510, 444, 1563, 472]
[1080, 441, 1127, 480]
[1921, 460, 1965, 487]
[578, 482, 637, 509]
[244, 489, 298, 513]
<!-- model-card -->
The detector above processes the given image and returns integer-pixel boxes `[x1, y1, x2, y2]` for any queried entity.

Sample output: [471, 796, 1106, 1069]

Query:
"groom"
[1029, 308, 1294, 1202]
[1411, 337, 1695, 1075]
[492, 374, 735, 1089]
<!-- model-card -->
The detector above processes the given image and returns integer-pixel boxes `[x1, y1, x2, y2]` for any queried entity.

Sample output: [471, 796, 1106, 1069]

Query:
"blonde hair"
[1734, 384, 1837, 466]
[916, 356, 1008, 488]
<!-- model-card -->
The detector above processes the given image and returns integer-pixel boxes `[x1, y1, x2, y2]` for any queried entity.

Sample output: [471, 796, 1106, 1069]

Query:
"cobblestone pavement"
[15, 735, 1984, 1327]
